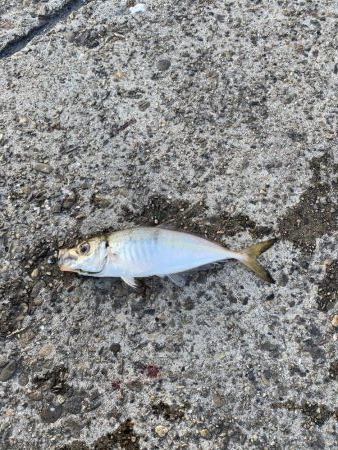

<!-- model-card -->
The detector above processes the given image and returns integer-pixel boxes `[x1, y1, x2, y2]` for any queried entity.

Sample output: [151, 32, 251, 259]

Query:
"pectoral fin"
[121, 276, 139, 288]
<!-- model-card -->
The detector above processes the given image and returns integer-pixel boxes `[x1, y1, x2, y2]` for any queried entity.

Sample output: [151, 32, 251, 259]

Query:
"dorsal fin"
[156, 221, 177, 230]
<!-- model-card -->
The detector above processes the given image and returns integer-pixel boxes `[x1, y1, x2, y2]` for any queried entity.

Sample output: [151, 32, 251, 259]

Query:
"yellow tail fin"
[239, 239, 276, 284]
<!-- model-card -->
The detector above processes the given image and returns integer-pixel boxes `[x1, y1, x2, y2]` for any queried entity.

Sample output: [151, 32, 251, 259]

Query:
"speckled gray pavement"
[0, 1, 338, 449]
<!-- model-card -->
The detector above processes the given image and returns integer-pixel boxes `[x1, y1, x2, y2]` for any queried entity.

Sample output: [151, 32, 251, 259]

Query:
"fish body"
[104, 227, 238, 277]
[58, 226, 276, 287]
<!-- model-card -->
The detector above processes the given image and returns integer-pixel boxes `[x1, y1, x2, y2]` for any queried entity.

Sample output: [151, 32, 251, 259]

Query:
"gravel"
[0, 0, 337, 449]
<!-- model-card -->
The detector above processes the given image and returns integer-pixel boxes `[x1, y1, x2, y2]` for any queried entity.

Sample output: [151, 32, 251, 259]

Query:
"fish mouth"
[59, 264, 79, 273]
[59, 264, 102, 275]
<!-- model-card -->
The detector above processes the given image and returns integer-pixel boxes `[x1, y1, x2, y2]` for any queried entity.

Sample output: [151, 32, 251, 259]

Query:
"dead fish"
[58, 225, 276, 288]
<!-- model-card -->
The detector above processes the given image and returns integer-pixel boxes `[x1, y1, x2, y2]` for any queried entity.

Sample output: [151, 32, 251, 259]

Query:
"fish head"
[58, 236, 108, 275]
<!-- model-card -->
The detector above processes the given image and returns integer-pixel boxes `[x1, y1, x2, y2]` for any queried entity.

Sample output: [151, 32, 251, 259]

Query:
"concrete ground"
[0, 0, 337, 449]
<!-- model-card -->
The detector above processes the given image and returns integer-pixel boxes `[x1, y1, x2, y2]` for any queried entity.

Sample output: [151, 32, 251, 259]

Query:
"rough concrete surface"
[0, 0, 337, 448]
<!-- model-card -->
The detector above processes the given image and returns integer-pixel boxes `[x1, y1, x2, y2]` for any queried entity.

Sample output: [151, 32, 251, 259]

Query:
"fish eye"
[78, 243, 90, 255]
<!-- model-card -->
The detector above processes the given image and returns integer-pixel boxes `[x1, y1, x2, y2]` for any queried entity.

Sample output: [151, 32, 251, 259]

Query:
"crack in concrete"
[0, 0, 91, 59]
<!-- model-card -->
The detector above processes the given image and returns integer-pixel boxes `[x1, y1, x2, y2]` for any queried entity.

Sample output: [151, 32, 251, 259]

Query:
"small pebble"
[33, 163, 53, 174]
[113, 71, 125, 81]
[72, 286, 82, 303]
[212, 393, 224, 407]
[0, 357, 8, 368]
[18, 117, 28, 125]
[64, 31, 76, 43]
[199, 428, 211, 439]
[31, 280, 45, 298]
[92, 194, 111, 208]
[54, 395, 66, 406]
[157, 59, 171, 71]
[0, 360, 17, 382]
[323, 258, 333, 266]
[37, 5, 48, 16]
[28, 390, 43, 401]
[332, 315, 338, 327]
[110, 343, 121, 356]
[155, 425, 169, 437]
[18, 372, 29, 386]
[183, 297, 194, 310]
[130, 3, 147, 14]
[40, 404, 63, 423]
[33, 297, 44, 306]
[138, 100, 151, 111]
[63, 395, 83, 414]
[19, 329, 36, 344]
[31, 268, 39, 279]
[62, 191, 77, 209]
[83, 393, 102, 411]
[39, 344, 55, 359]
[51, 202, 62, 214]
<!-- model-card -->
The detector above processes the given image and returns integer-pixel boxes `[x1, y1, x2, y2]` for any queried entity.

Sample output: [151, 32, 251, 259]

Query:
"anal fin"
[167, 263, 222, 287]
[168, 273, 189, 287]
[188, 262, 222, 272]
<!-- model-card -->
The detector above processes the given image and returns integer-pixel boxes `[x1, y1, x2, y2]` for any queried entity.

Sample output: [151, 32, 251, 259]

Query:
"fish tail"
[237, 239, 277, 284]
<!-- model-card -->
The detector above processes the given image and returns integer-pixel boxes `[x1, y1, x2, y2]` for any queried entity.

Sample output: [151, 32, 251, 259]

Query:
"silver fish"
[58, 225, 276, 288]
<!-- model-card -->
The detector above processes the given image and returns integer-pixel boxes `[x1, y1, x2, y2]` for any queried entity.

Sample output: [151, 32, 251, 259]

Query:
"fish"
[58, 225, 276, 288]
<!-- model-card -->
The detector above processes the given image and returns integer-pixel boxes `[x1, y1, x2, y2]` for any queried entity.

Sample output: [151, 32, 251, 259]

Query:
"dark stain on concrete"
[123, 194, 274, 242]
[59, 419, 139, 450]
[0, 279, 30, 337]
[274, 400, 337, 426]
[328, 360, 338, 381]
[152, 401, 185, 421]
[317, 259, 338, 311]
[33, 365, 71, 395]
[278, 154, 337, 254]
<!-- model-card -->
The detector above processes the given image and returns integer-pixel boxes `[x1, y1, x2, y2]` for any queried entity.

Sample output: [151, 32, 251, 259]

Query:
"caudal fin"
[239, 239, 277, 284]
